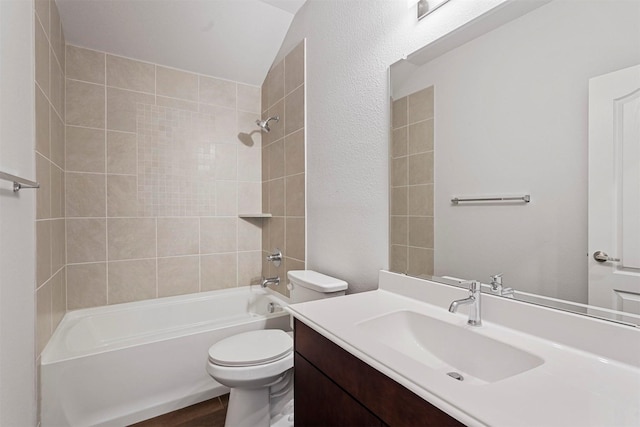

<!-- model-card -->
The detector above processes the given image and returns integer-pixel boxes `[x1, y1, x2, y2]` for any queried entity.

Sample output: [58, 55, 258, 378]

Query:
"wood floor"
[130, 394, 229, 427]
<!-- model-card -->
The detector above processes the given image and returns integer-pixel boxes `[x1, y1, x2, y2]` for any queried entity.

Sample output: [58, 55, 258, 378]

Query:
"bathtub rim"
[42, 285, 290, 365]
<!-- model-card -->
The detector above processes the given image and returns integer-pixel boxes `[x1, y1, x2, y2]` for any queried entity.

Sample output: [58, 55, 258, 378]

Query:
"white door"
[588, 64, 640, 316]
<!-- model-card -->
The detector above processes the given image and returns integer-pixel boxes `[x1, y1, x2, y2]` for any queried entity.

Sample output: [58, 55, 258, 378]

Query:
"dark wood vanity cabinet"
[294, 319, 465, 427]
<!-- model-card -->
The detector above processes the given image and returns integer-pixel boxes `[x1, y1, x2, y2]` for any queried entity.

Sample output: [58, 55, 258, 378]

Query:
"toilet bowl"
[206, 270, 347, 427]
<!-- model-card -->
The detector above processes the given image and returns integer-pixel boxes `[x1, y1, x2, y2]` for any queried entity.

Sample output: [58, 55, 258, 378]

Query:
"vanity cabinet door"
[294, 319, 465, 427]
[294, 353, 383, 427]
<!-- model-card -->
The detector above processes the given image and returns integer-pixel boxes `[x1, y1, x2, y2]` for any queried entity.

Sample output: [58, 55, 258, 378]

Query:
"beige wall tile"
[238, 219, 261, 251]
[285, 217, 305, 261]
[390, 216, 408, 245]
[35, 85, 50, 158]
[49, 2, 63, 69]
[237, 84, 260, 113]
[391, 187, 407, 216]
[238, 251, 262, 286]
[201, 253, 237, 291]
[408, 184, 434, 216]
[392, 97, 407, 129]
[106, 88, 154, 132]
[36, 154, 50, 220]
[51, 219, 65, 273]
[107, 218, 156, 260]
[199, 104, 237, 143]
[268, 139, 285, 180]
[216, 182, 238, 216]
[156, 66, 198, 101]
[284, 41, 304, 95]
[200, 217, 237, 254]
[106, 55, 155, 93]
[408, 152, 433, 185]
[65, 173, 106, 217]
[157, 218, 199, 257]
[285, 173, 305, 217]
[390, 245, 408, 273]
[107, 131, 137, 175]
[284, 86, 304, 135]
[269, 178, 284, 216]
[261, 79, 268, 114]
[66, 126, 105, 173]
[408, 119, 434, 155]
[50, 165, 64, 218]
[35, 19, 49, 97]
[108, 259, 156, 304]
[158, 256, 199, 297]
[237, 110, 262, 145]
[408, 216, 434, 249]
[214, 144, 237, 180]
[267, 60, 285, 110]
[237, 139, 262, 183]
[34, 0, 49, 38]
[67, 263, 107, 309]
[261, 212, 270, 251]
[392, 127, 407, 158]
[66, 45, 105, 84]
[408, 86, 434, 124]
[49, 58, 64, 121]
[156, 96, 198, 112]
[107, 175, 138, 217]
[284, 129, 304, 176]
[408, 247, 434, 276]
[262, 150, 269, 193]
[50, 110, 65, 169]
[238, 182, 261, 214]
[391, 157, 408, 187]
[268, 217, 284, 254]
[199, 76, 236, 108]
[36, 281, 52, 355]
[36, 220, 51, 287]
[51, 268, 66, 329]
[66, 80, 105, 128]
[67, 218, 106, 263]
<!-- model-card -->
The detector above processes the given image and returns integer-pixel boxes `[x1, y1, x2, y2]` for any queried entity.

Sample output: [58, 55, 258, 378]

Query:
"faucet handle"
[462, 280, 480, 293]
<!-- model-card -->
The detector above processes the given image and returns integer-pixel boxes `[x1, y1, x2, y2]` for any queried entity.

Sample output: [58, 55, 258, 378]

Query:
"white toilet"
[206, 270, 347, 427]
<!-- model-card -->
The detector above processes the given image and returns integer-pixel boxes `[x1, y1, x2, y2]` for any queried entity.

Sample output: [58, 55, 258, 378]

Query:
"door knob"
[593, 251, 621, 263]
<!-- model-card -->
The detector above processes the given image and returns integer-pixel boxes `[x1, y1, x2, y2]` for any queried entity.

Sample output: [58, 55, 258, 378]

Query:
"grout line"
[104, 55, 109, 305]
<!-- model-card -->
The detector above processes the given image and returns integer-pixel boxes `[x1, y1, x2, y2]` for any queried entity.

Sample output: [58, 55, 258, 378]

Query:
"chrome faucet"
[261, 276, 280, 288]
[448, 280, 482, 326]
[489, 273, 514, 297]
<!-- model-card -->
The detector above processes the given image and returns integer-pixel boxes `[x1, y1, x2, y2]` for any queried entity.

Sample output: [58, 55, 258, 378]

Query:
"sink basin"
[356, 310, 544, 384]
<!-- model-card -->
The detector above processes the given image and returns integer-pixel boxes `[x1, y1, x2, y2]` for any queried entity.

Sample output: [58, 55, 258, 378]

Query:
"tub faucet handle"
[266, 248, 282, 267]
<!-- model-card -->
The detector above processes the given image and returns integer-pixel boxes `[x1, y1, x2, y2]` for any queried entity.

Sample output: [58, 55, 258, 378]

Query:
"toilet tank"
[287, 270, 348, 304]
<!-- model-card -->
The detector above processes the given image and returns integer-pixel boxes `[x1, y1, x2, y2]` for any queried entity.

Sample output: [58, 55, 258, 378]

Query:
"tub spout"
[261, 276, 280, 288]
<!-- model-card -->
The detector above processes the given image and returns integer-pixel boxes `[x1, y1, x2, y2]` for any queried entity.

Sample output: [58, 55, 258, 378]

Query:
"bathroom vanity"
[294, 319, 462, 426]
[286, 271, 640, 427]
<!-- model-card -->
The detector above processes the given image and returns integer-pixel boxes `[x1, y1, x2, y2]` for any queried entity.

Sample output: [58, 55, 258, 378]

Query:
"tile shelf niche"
[238, 213, 273, 218]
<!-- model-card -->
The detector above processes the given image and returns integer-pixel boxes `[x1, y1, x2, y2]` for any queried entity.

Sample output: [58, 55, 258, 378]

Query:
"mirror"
[389, 0, 640, 325]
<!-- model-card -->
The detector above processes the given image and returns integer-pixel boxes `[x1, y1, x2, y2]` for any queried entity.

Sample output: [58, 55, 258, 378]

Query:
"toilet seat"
[208, 329, 293, 367]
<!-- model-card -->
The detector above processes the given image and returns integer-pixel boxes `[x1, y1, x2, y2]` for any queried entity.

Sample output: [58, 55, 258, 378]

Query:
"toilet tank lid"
[287, 270, 348, 293]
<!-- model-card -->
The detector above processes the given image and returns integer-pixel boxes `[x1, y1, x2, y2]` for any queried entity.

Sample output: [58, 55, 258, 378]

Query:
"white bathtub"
[41, 286, 291, 427]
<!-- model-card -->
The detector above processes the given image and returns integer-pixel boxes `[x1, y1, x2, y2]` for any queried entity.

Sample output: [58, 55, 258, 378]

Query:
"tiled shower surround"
[35, 0, 66, 358]
[261, 41, 306, 297]
[390, 86, 435, 276]
[64, 45, 265, 309]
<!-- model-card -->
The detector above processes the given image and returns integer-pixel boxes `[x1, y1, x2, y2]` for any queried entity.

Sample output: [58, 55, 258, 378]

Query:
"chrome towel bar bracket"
[0, 171, 40, 192]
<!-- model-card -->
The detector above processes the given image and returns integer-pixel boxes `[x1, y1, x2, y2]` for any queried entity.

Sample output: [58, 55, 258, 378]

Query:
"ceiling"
[56, 0, 307, 86]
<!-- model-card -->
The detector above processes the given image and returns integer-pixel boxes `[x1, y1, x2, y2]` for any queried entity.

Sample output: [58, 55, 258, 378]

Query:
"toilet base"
[225, 387, 270, 427]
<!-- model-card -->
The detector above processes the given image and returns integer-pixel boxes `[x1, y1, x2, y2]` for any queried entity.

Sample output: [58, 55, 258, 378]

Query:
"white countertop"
[286, 271, 640, 427]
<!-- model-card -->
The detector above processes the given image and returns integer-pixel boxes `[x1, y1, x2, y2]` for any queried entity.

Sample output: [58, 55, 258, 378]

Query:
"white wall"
[394, 0, 640, 303]
[0, 0, 37, 425]
[273, 0, 507, 292]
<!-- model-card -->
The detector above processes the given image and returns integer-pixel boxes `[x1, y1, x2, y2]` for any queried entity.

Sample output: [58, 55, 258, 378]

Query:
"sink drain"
[447, 372, 464, 381]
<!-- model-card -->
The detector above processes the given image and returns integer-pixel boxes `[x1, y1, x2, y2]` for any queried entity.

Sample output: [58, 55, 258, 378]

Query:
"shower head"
[256, 116, 279, 132]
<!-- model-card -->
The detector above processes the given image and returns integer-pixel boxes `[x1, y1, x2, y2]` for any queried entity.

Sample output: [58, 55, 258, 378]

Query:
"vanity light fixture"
[417, 0, 451, 20]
